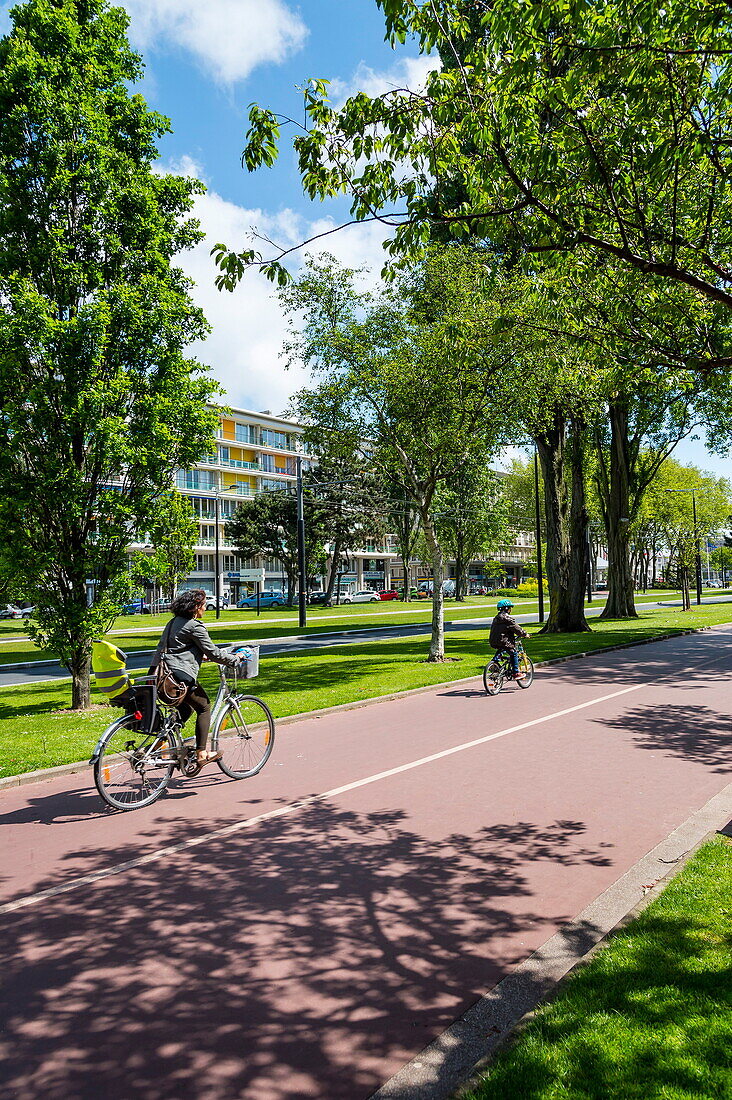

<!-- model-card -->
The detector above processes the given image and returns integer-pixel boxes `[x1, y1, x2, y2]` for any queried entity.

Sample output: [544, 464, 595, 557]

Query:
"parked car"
[204, 596, 230, 611]
[341, 589, 379, 604]
[308, 591, 333, 606]
[238, 589, 286, 609]
[121, 600, 151, 615]
[379, 589, 400, 601]
[594, 582, 607, 592]
[0, 604, 32, 619]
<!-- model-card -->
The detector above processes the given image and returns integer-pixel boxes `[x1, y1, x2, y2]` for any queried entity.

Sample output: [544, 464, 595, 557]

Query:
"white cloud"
[121, 0, 307, 84]
[167, 162, 391, 416]
[330, 56, 439, 105]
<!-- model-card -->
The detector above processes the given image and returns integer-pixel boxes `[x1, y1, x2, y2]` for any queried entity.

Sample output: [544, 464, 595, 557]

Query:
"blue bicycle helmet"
[496, 598, 514, 610]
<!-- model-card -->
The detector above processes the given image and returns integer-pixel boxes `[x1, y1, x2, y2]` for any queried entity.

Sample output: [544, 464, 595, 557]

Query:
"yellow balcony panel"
[221, 418, 236, 441]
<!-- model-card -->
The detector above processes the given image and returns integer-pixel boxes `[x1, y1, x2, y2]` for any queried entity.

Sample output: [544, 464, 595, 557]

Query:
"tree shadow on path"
[0, 805, 613, 1100]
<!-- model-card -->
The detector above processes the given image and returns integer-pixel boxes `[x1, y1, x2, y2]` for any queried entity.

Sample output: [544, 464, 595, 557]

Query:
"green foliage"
[0, 0, 220, 704]
[285, 248, 514, 657]
[226, 485, 327, 602]
[233, 0, 732, 317]
[137, 490, 198, 597]
[514, 582, 539, 598]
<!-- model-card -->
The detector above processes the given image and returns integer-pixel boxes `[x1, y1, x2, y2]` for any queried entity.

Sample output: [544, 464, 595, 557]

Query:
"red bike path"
[1, 627, 731, 1099]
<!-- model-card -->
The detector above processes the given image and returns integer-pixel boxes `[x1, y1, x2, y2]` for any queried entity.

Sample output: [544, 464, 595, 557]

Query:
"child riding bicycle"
[489, 598, 529, 679]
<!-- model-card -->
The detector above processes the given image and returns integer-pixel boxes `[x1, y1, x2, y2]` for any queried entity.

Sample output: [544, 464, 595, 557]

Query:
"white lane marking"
[5, 641, 732, 918]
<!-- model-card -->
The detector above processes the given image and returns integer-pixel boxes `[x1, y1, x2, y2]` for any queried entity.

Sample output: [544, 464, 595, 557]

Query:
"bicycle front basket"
[229, 645, 259, 680]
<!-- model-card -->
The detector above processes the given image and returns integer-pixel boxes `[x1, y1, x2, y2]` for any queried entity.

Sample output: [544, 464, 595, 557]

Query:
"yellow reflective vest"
[92, 639, 130, 701]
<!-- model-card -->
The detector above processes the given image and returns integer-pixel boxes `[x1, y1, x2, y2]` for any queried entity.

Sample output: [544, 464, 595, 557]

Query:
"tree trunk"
[599, 403, 638, 619]
[455, 538, 465, 601]
[70, 657, 91, 709]
[422, 514, 446, 660]
[536, 411, 591, 633]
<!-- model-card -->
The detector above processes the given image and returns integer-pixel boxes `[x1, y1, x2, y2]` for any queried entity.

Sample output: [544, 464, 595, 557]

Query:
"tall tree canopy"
[221, 0, 732, 350]
[0, 0, 219, 706]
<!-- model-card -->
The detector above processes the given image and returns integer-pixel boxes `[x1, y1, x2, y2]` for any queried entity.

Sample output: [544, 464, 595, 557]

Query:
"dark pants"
[177, 682, 211, 750]
[495, 647, 520, 675]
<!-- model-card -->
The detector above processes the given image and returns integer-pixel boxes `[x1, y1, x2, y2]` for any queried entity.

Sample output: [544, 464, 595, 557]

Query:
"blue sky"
[1, 0, 730, 480]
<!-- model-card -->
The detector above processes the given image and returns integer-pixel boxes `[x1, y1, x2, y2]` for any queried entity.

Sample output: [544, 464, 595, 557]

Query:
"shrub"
[492, 585, 539, 599]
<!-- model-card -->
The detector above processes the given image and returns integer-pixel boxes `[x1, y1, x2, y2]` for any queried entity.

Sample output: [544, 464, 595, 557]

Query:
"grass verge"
[462, 834, 732, 1100]
[0, 604, 730, 780]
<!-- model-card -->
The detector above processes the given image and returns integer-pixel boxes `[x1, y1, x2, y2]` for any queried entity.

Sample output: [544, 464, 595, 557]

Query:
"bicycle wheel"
[483, 662, 504, 696]
[517, 651, 534, 688]
[94, 716, 174, 811]
[214, 696, 275, 779]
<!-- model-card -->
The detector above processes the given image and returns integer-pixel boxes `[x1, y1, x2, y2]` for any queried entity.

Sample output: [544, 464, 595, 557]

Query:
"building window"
[261, 428, 289, 449]
[260, 453, 275, 472]
[176, 470, 218, 492]
[235, 423, 257, 444]
[199, 525, 216, 542]
[260, 477, 289, 494]
[194, 554, 215, 573]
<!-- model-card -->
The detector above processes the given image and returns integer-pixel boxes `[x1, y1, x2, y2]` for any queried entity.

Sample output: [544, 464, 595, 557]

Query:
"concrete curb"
[370, 784, 732, 1100]
[0, 648, 155, 673]
[0, 621, 728, 793]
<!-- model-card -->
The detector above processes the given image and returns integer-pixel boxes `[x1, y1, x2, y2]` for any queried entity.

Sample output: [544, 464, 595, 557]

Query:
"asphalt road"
[3, 595, 732, 688]
[1, 627, 730, 1098]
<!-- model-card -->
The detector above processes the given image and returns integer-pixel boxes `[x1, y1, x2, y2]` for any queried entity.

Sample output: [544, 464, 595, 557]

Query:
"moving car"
[341, 589, 379, 604]
[238, 589, 286, 609]
[379, 589, 400, 601]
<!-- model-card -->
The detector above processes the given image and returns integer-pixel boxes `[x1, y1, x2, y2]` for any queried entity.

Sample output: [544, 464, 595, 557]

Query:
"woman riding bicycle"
[489, 598, 529, 679]
[152, 588, 241, 768]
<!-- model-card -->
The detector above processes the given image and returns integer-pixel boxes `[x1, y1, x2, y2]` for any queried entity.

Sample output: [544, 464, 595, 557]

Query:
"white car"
[205, 597, 230, 611]
[341, 589, 379, 604]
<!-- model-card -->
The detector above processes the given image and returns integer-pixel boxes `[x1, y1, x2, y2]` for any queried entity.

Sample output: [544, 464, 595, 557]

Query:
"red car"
[379, 589, 400, 600]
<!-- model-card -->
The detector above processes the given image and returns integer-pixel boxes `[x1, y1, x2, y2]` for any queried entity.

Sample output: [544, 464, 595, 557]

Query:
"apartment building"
[137, 405, 542, 602]
[168, 406, 398, 600]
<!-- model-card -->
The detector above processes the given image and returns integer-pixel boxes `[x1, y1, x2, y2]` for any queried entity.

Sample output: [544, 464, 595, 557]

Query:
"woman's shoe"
[196, 750, 223, 767]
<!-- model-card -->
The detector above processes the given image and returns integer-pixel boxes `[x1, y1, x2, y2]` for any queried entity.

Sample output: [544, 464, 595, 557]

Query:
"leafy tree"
[139, 490, 198, 601]
[639, 459, 731, 606]
[295, 439, 389, 602]
[226, 487, 327, 605]
[286, 249, 511, 659]
[382, 474, 421, 601]
[435, 457, 507, 600]
[710, 545, 732, 584]
[0, 0, 218, 707]
[221, 0, 732, 352]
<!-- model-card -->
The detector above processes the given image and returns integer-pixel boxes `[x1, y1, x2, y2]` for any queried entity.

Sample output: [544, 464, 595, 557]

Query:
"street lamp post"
[664, 488, 706, 606]
[296, 455, 307, 629]
[214, 491, 221, 620]
[533, 449, 545, 624]
[691, 491, 703, 605]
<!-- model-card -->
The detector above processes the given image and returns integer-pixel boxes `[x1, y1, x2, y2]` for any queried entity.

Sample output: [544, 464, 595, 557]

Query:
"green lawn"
[0, 596, 534, 666]
[1, 603, 730, 779]
[0, 590, 727, 668]
[463, 835, 732, 1100]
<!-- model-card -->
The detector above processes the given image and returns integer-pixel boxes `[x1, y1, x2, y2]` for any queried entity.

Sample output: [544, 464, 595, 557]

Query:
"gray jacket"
[152, 616, 239, 683]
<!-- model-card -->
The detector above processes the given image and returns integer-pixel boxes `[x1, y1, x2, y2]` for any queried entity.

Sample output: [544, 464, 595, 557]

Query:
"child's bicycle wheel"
[483, 661, 504, 695]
